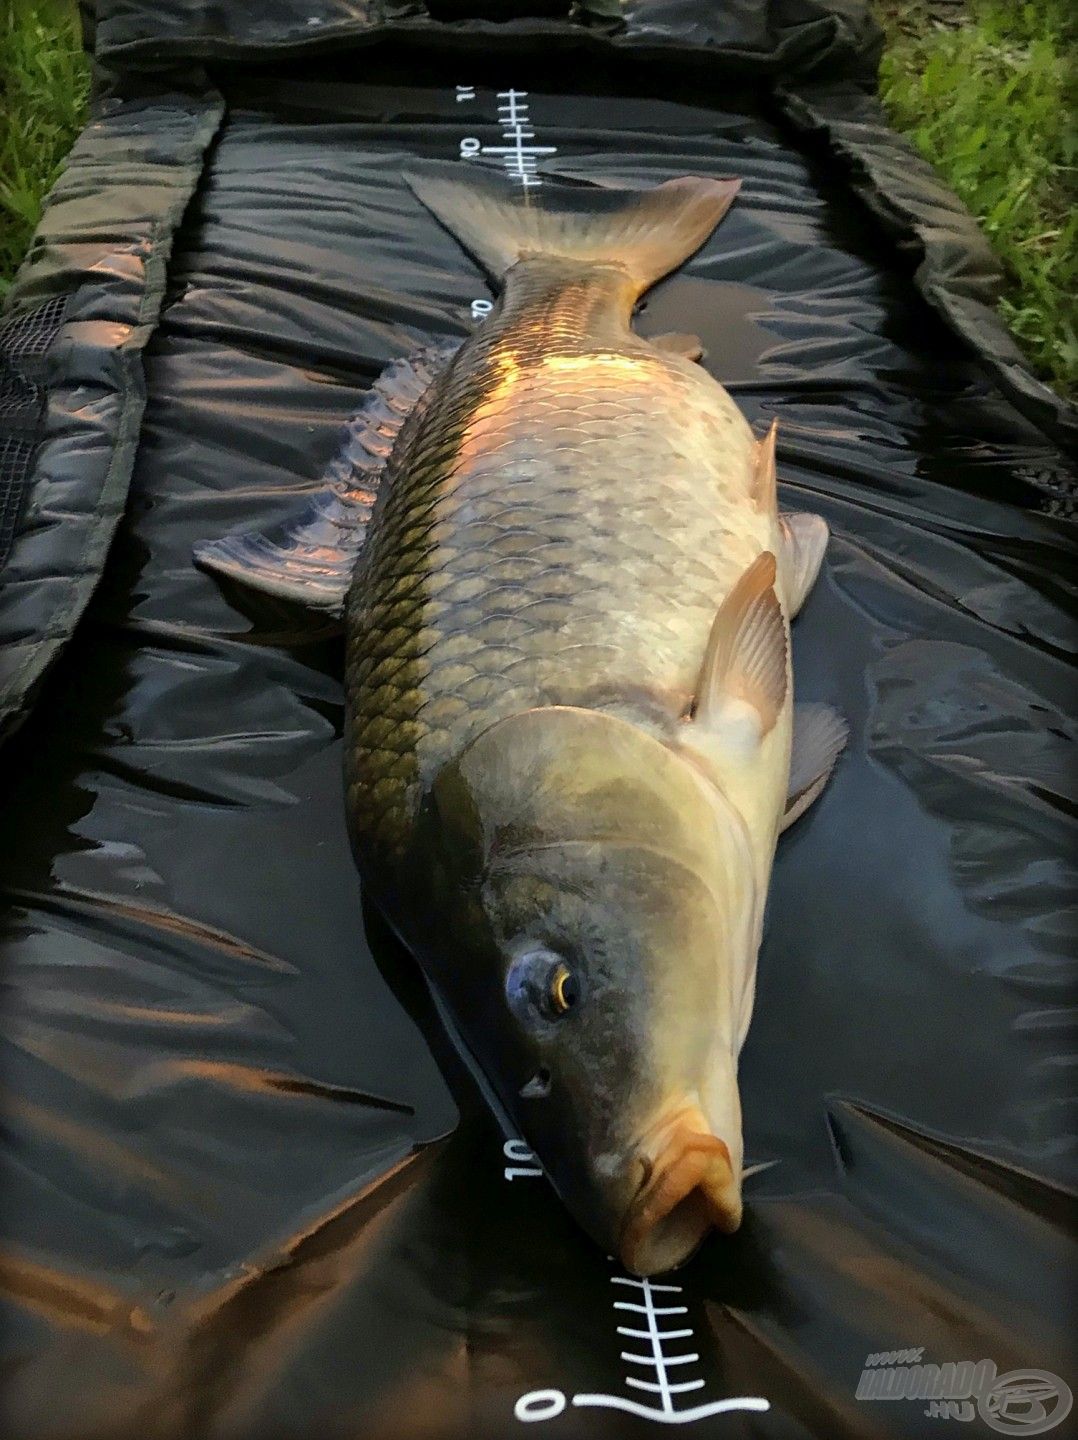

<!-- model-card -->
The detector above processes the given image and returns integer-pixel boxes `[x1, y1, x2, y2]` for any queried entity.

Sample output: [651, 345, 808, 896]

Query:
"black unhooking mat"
[0, 5, 1075, 1439]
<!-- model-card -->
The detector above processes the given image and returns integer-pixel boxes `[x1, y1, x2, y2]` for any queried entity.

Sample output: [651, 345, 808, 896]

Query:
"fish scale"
[344, 259, 765, 865]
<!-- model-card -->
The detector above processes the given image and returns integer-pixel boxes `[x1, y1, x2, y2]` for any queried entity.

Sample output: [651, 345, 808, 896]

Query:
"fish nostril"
[519, 1067, 551, 1099]
[634, 1154, 654, 1192]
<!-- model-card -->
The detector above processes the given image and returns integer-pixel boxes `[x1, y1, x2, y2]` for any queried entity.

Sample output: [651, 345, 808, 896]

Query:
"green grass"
[0, 0, 90, 300]
[877, 0, 1077, 398]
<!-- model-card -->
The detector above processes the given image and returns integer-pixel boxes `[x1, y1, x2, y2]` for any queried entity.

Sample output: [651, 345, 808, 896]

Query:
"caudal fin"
[404, 163, 740, 296]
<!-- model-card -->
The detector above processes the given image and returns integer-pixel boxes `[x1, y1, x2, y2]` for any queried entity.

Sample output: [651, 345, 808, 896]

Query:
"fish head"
[420, 705, 757, 1275]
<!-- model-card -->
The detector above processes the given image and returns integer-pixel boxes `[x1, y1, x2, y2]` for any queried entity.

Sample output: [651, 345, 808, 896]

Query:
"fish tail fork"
[404, 162, 740, 297]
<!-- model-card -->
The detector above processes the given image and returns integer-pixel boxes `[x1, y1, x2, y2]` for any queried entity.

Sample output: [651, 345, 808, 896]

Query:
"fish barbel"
[195, 164, 846, 1275]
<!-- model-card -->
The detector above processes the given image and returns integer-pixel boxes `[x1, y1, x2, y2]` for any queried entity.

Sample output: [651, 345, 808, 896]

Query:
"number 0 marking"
[515, 1390, 567, 1422]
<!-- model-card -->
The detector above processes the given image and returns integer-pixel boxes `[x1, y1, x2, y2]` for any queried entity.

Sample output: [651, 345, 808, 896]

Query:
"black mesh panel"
[0, 295, 69, 568]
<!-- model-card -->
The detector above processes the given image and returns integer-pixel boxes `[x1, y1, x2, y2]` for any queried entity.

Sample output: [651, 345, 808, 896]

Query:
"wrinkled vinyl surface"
[0, 62, 1075, 1440]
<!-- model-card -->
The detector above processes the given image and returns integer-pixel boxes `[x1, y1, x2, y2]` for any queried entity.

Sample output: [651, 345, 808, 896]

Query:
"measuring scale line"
[626, 1378, 706, 1395]
[514, 1269, 772, 1426]
[480, 145, 557, 156]
[570, 1395, 771, 1425]
[457, 86, 556, 190]
[617, 1326, 694, 1340]
[640, 1271, 675, 1414]
[502, 1138, 773, 1425]
[622, 1351, 700, 1367]
[613, 1301, 688, 1315]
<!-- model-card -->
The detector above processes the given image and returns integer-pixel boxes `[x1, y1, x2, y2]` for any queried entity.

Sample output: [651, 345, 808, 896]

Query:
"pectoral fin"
[752, 420, 778, 512]
[779, 511, 829, 617]
[693, 550, 787, 741]
[783, 703, 848, 831]
[194, 338, 459, 615]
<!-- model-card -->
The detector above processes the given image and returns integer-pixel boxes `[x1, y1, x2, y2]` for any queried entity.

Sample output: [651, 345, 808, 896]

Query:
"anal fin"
[194, 338, 459, 616]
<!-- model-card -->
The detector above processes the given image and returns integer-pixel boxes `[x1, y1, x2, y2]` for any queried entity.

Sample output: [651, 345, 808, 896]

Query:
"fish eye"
[506, 948, 582, 1024]
[548, 962, 578, 1018]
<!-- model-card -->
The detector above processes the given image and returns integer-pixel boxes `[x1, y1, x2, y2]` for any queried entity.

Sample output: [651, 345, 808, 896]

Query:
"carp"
[195, 164, 846, 1275]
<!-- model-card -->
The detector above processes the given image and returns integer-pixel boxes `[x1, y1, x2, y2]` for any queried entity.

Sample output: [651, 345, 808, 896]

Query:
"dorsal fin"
[194, 338, 459, 615]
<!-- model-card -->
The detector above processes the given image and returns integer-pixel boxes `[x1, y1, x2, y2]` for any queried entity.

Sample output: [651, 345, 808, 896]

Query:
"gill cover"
[427, 705, 743, 889]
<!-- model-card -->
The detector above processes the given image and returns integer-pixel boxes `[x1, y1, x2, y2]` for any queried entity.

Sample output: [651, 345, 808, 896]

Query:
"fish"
[194, 163, 847, 1276]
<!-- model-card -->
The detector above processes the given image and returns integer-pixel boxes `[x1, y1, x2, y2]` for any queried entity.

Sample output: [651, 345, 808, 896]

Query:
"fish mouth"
[617, 1108, 742, 1277]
